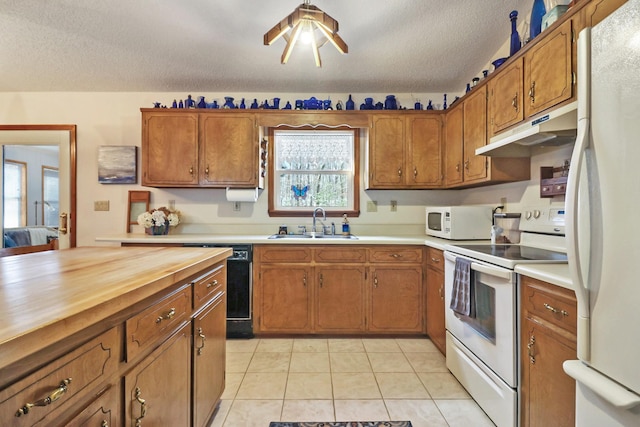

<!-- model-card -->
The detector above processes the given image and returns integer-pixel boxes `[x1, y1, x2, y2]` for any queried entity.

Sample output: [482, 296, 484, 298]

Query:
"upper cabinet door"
[488, 57, 525, 137]
[463, 86, 488, 183]
[444, 104, 464, 187]
[368, 115, 405, 188]
[200, 113, 258, 187]
[524, 19, 574, 118]
[142, 112, 199, 186]
[407, 115, 443, 188]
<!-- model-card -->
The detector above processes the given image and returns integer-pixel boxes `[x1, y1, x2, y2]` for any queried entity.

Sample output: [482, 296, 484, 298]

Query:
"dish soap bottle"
[342, 214, 350, 236]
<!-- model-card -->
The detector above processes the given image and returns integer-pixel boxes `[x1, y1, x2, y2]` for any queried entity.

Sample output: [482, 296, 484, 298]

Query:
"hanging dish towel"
[449, 257, 475, 317]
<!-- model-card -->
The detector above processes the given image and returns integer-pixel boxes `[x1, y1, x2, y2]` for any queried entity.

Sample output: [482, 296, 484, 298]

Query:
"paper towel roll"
[226, 187, 259, 202]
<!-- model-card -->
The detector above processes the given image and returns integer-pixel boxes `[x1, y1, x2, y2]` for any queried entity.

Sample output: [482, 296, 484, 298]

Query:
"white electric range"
[442, 206, 568, 427]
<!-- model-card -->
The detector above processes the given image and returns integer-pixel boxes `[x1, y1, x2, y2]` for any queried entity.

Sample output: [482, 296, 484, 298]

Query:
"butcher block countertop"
[0, 246, 231, 371]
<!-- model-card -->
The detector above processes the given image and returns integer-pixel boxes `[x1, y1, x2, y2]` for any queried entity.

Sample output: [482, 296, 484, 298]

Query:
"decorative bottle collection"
[510, 10, 521, 56]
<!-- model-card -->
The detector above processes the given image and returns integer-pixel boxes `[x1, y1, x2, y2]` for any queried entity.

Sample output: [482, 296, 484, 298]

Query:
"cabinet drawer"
[522, 277, 577, 335]
[315, 247, 366, 263]
[256, 246, 312, 263]
[126, 285, 191, 362]
[193, 262, 226, 311]
[369, 247, 424, 263]
[427, 247, 444, 271]
[0, 327, 120, 427]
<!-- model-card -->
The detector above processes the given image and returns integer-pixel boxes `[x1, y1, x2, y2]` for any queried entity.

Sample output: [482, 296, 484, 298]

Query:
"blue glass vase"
[345, 94, 355, 110]
[530, 0, 546, 40]
[510, 11, 521, 56]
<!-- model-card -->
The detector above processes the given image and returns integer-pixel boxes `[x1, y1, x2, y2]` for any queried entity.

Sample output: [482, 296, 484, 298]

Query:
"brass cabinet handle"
[373, 274, 378, 288]
[189, 166, 194, 175]
[59, 212, 68, 234]
[196, 327, 206, 355]
[206, 279, 219, 289]
[205, 165, 209, 176]
[135, 387, 147, 427]
[528, 335, 536, 364]
[543, 302, 569, 316]
[303, 272, 307, 287]
[529, 81, 536, 104]
[464, 159, 470, 170]
[455, 163, 460, 172]
[390, 253, 402, 258]
[156, 307, 176, 323]
[101, 421, 108, 427]
[15, 378, 72, 417]
[431, 257, 440, 263]
[438, 285, 444, 300]
[413, 167, 418, 178]
[512, 92, 518, 111]
[397, 168, 402, 177]
[319, 273, 324, 288]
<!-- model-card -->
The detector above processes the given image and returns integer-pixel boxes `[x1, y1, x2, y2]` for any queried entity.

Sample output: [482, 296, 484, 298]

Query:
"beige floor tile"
[207, 399, 232, 427]
[330, 352, 372, 373]
[290, 352, 331, 372]
[221, 373, 244, 400]
[226, 352, 253, 373]
[435, 399, 495, 427]
[404, 352, 448, 373]
[396, 338, 440, 353]
[334, 399, 390, 421]
[384, 399, 449, 427]
[417, 373, 471, 399]
[226, 338, 260, 353]
[328, 338, 365, 352]
[256, 338, 294, 352]
[247, 352, 291, 373]
[236, 372, 288, 399]
[375, 373, 430, 399]
[293, 338, 329, 352]
[362, 338, 402, 353]
[285, 373, 333, 399]
[281, 400, 336, 422]
[222, 399, 283, 427]
[368, 352, 414, 373]
[332, 372, 382, 399]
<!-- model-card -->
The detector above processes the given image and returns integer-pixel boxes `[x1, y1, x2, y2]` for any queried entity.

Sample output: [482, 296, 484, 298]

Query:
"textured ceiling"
[0, 0, 533, 93]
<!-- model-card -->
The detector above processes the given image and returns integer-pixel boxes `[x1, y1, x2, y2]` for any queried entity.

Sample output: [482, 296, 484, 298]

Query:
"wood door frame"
[0, 124, 77, 252]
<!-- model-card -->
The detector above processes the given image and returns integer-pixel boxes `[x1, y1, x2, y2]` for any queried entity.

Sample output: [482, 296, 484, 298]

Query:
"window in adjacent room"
[42, 166, 59, 227]
[268, 127, 360, 217]
[3, 160, 27, 228]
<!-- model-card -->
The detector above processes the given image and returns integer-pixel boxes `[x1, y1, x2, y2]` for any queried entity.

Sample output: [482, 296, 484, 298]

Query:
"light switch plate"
[367, 201, 378, 212]
[390, 200, 397, 211]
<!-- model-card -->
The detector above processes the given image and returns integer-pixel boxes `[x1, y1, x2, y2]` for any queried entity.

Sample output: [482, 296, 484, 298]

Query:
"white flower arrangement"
[137, 206, 181, 228]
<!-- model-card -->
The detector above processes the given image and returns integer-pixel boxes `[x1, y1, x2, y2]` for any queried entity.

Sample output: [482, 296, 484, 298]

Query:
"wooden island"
[0, 246, 231, 427]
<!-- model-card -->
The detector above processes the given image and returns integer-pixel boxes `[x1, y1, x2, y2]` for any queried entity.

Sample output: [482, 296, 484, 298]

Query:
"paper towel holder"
[225, 187, 260, 202]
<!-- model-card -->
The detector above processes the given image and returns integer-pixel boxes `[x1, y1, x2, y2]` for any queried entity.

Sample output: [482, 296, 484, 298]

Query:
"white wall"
[0, 92, 570, 246]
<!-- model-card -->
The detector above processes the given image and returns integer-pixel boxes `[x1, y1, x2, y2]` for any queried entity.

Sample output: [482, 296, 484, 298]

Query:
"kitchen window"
[268, 127, 360, 217]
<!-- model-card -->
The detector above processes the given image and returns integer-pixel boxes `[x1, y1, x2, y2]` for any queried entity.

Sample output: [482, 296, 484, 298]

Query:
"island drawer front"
[315, 247, 366, 263]
[369, 247, 424, 263]
[427, 247, 444, 272]
[193, 262, 226, 311]
[522, 276, 577, 335]
[256, 246, 312, 263]
[0, 327, 120, 427]
[126, 285, 192, 362]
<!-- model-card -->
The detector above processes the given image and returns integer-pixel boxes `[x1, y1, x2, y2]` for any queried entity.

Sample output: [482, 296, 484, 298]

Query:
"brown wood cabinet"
[488, 57, 525, 137]
[253, 245, 425, 334]
[368, 113, 443, 189]
[425, 247, 446, 355]
[142, 109, 259, 188]
[444, 88, 530, 188]
[520, 276, 577, 427]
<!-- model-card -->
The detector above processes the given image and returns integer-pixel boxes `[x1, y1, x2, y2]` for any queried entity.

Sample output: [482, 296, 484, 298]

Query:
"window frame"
[3, 159, 27, 228]
[267, 126, 360, 218]
[41, 165, 59, 227]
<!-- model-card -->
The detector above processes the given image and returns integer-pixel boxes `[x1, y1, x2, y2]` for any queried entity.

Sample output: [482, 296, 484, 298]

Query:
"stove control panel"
[520, 206, 565, 234]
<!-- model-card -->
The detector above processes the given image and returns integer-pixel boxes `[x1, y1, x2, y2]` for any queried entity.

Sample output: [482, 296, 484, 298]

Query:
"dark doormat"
[270, 422, 413, 427]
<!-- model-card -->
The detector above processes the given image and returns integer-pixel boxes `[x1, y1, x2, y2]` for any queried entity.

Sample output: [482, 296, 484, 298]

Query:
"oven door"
[444, 251, 517, 387]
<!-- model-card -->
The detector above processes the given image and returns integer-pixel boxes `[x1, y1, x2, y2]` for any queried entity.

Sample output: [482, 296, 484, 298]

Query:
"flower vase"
[530, 0, 546, 40]
[509, 10, 521, 56]
[146, 220, 170, 235]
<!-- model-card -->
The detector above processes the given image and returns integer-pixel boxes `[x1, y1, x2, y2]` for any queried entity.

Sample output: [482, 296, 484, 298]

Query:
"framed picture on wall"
[98, 145, 137, 184]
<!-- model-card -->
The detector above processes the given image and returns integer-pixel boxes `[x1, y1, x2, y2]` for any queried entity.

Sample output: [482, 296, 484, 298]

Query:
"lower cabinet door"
[257, 266, 312, 333]
[193, 293, 226, 427]
[369, 266, 423, 332]
[124, 323, 191, 427]
[316, 266, 366, 332]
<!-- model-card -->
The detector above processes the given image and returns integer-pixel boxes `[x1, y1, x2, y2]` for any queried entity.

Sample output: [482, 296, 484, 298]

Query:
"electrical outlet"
[94, 200, 109, 211]
[233, 201, 241, 211]
[367, 201, 378, 212]
[390, 200, 397, 212]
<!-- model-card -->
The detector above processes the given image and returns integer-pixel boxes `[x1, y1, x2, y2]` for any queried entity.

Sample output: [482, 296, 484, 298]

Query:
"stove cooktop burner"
[453, 244, 568, 262]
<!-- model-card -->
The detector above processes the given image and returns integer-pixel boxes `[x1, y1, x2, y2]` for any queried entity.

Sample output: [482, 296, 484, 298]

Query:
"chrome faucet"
[312, 207, 326, 233]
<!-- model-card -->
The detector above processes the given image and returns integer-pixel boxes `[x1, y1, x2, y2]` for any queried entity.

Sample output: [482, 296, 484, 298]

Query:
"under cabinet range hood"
[477, 101, 578, 157]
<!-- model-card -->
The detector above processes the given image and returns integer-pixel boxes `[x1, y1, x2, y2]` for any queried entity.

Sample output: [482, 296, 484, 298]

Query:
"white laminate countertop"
[515, 263, 573, 291]
[96, 233, 460, 250]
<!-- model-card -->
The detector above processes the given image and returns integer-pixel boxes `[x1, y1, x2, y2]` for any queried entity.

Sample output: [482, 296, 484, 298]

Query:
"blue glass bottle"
[510, 11, 521, 56]
[530, 0, 546, 40]
[345, 94, 355, 110]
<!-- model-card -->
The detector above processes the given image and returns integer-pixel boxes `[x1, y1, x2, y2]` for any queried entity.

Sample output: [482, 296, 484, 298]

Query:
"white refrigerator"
[563, 1, 640, 425]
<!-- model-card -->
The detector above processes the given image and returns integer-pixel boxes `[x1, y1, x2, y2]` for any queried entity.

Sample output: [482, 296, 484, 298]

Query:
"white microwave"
[425, 206, 492, 240]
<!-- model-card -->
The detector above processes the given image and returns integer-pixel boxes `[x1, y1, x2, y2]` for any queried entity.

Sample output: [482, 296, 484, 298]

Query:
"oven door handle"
[445, 251, 513, 281]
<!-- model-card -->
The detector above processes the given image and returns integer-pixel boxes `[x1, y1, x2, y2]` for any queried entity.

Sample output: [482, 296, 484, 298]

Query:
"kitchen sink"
[268, 233, 358, 240]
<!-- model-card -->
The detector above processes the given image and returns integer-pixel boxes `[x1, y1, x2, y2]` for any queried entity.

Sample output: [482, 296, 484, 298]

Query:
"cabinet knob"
[455, 163, 460, 172]
[189, 166, 194, 175]
[413, 167, 418, 178]
[398, 168, 402, 177]
[205, 165, 209, 176]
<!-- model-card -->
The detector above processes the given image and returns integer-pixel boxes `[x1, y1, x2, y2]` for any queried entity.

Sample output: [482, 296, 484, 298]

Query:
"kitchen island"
[0, 246, 231, 427]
